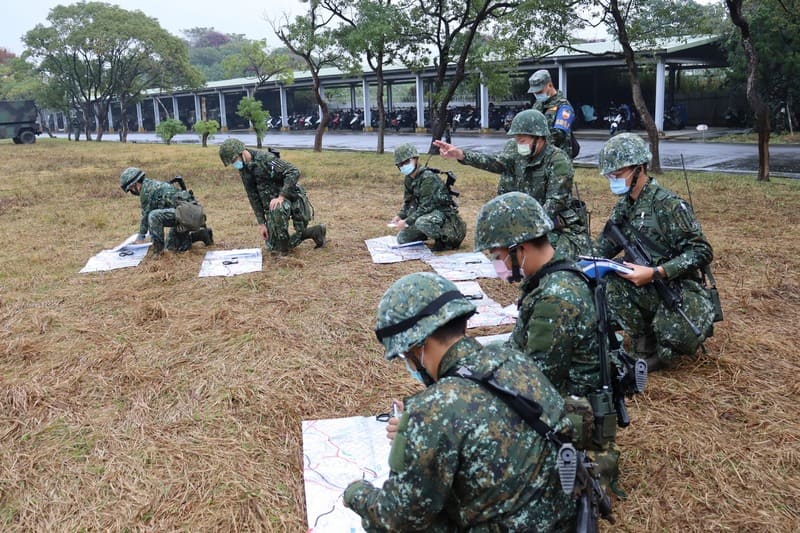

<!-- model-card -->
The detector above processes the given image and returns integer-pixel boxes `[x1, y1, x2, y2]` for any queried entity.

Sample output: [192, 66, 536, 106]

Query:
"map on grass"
[423, 252, 498, 281]
[454, 281, 516, 329]
[302, 415, 392, 532]
[365, 235, 432, 264]
[198, 249, 262, 277]
[80, 233, 151, 273]
[474, 331, 512, 346]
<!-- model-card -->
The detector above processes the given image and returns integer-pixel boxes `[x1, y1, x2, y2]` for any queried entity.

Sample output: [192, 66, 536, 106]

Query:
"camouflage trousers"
[397, 210, 466, 250]
[265, 195, 311, 252]
[147, 208, 191, 252]
[606, 276, 714, 361]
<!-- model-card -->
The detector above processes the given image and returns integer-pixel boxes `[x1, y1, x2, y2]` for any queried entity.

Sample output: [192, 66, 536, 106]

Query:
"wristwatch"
[652, 266, 664, 280]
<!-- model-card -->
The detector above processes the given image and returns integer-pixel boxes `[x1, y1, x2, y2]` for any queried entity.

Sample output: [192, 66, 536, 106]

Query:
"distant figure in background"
[528, 69, 578, 158]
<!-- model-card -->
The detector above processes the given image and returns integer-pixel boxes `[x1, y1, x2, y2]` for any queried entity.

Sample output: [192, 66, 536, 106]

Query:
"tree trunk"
[609, 0, 661, 173]
[202, 132, 209, 148]
[726, 0, 770, 181]
[376, 70, 385, 154]
[312, 72, 329, 153]
[95, 101, 107, 142]
[118, 100, 129, 143]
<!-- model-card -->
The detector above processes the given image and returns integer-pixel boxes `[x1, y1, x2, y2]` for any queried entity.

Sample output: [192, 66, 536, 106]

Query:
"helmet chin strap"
[508, 245, 524, 282]
[627, 165, 643, 196]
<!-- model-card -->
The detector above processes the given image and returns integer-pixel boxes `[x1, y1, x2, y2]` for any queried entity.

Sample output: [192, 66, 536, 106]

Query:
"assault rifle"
[602, 221, 702, 338]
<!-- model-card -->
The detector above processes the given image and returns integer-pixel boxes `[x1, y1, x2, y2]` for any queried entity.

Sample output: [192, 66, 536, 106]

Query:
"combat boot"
[191, 228, 214, 246]
[150, 241, 164, 256]
[302, 224, 327, 248]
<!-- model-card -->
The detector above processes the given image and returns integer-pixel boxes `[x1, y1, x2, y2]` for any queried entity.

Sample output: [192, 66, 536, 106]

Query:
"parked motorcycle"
[605, 106, 624, 136]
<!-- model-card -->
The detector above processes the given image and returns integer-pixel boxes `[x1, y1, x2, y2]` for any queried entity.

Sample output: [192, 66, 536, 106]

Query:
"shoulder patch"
[675, 200, 701, 232]
[553, 105, 574, 132]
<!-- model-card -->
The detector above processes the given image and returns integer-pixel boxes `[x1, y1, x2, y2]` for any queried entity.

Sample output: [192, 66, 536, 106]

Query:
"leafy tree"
[236, 96, 270, 148]
[222, 40, 294, 89]
[156, 118, 187, 144]
[193, 119, 220, 147]
[23, 2, 202, 142]
[273, 1, 347, 152]
[183, 28, 250, 81]
[321, 0, 409, 154]
[0, 57, 62, 138]
[578, 0, 711, 173]
[402, 0, 574, 150]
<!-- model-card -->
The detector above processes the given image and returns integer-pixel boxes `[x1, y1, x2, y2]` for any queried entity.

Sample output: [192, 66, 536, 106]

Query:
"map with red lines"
[302, 415, 392, 532]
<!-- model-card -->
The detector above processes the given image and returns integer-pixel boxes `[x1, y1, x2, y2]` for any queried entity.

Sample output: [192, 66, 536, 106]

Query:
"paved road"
[56, 129, 800, 179]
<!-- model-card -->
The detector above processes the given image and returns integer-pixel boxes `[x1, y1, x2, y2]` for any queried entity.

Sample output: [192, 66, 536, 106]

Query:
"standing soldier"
[593, 133, 716, 371]
[219, 139, 326, 255]
[528, 69, 578, 158]
[120, 167, 213, 256]
[433, 110, 591, 258]
[390, 143, 466, 251]
[344, 272, 577, 531]
[474, 192, 620, 492]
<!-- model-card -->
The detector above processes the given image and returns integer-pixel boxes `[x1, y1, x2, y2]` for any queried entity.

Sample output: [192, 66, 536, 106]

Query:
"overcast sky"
[1, 0, 307, 56]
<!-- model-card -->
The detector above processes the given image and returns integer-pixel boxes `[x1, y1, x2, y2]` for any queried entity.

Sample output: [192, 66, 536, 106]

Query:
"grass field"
[1, 138, 799, 531]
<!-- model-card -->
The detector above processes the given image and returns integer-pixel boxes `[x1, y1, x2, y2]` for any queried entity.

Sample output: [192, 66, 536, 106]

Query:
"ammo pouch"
[564, 396, 594, 450]
[557, 199, 589, 231]
[174, 191, 206, 233]
[588, 390, 617, 447]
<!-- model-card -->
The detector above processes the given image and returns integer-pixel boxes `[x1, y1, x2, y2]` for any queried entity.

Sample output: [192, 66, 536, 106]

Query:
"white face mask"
[399, 161, 416, 176]
[534, 92, 548, 103]
[516, 143, 532, 156]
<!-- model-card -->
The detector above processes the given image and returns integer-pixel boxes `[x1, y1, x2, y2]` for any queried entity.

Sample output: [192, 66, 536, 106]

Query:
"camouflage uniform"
[239, 149, 314, 252]
[594, 133, 715, 363]
[529, 70, 576, 157]
[475, 192, 619, 492]
[461, 142, 590, 258]
[396, 167, 466, 250]
[136, 178, 192, 252]
[594, 178, 715, 361]
[345, 272, 576, 532]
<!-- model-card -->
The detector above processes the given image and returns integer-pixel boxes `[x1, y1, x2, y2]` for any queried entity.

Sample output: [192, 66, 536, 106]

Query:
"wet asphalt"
[55, 128, 800, 179]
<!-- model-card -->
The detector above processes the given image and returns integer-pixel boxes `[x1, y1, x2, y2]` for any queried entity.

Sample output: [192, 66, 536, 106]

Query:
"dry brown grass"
[0, 138, 798, 531]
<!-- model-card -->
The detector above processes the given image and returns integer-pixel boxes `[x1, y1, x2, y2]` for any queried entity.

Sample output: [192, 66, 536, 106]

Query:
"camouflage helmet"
[598, 133, 652, 175]
[119, 167, 145, 192]
[507, 109, 550, 137]
[393, 143, 419, 165]
[527, 69, 552, 93]
[219, 138, 245, 166]
[474, 192, 554, 251]
[375, 272, 476, 360]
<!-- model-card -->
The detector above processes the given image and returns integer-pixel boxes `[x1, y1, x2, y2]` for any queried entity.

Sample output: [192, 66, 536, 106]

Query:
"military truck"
[0, 100, 41, 144]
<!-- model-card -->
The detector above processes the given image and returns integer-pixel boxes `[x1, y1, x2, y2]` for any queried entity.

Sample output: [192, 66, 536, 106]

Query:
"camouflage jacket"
[461, 144, 583, 232]
[238, 149, 306, 225]
[594, 178, 713, 280]
[137, 178, 183, 238]
[508, 257, 602, 397]
[344, 337, 576, 532]
[533, 90, 575, 155]
[397, 167, 456, 227]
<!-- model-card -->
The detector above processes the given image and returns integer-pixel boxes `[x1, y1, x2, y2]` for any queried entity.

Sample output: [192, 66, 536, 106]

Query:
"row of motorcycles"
[580, 103, 686, 136]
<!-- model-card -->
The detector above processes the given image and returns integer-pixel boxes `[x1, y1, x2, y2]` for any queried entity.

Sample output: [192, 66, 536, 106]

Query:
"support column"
[172, 96, 179, 121]
[558, 64, 568, 98]
[218, 91, 228, 131]
[107, 105, 114, 133]
[386, 82, 393, 110]
[415, 74, 425, 132]
[655, 57, 666, 132]
[136, 101, 144, 132]
[153, 98, 161, 127]
[194, 94, 202, 124]
[362, 78, 373, 131]
[279, 85, 289, 130]
[350, 85, 357, 111]
[318, 86, 325, 128]
[479, 83, 490, 132]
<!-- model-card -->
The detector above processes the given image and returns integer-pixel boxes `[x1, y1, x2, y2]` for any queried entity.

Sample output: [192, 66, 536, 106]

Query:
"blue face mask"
[404, 358, 425, 384]
[399, 161, 416, 176]
[607, 175, 630, 195]
[534, 92, 548, 103]
[232, 160, 244, 170]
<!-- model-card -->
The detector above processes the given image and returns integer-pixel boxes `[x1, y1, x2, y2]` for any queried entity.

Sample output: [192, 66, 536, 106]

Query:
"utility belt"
[564, 392, 616, 451]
